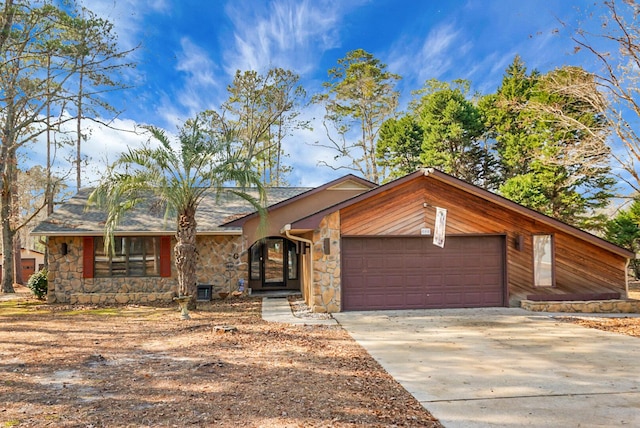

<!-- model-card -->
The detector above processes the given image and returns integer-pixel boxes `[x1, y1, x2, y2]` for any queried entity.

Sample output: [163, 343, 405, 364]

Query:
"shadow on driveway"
[334, 308, 640, 428]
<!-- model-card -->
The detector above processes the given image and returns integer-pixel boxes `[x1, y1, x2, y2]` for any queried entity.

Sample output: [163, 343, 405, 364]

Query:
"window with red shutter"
[85, 236, 170, 278]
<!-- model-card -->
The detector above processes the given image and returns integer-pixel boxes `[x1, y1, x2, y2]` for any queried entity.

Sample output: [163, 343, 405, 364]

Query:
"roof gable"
[290, 168, 634, 259]
[222, 174, 376, 227]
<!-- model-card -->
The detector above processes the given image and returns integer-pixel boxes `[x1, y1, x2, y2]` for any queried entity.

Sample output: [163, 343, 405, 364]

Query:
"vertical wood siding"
[340, 176, 627, 304]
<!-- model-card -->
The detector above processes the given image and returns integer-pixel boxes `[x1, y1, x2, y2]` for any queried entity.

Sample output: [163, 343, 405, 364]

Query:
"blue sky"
[51, 0, 618, 187]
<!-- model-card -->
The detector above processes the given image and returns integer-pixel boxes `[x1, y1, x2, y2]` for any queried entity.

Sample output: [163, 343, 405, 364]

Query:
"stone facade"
[47, 235, 247, 305]
[521, 299, 640, 313]
[196, 235, 248, 297]
[310, 211, 341, 313]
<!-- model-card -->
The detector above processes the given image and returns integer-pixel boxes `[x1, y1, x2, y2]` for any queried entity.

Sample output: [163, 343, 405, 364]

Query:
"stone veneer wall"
[310, 211, 341, 313]
[196, 235, 247, 297]
[47, 235, 246, 305]
[521, 299, 640, 313]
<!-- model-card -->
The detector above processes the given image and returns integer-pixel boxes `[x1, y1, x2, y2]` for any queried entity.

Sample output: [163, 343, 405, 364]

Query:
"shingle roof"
[31, 187, 311, 236]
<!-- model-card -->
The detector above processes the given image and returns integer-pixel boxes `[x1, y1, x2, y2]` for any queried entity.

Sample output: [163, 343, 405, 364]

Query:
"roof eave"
[223, 174, 376, 227]
[291, 168, 634, 260]
[30, 229, 243, 237]
[424, 169, 635, 260]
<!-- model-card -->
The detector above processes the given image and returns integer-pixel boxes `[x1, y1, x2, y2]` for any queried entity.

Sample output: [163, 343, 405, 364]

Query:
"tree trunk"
[13, 234, 22, 285]
[1, 134, 16, 293]
[174, 206, 198, 308]
[10, 155, 22, 285]
[1, 193, 15, 293]
[76, 58, 84, 192]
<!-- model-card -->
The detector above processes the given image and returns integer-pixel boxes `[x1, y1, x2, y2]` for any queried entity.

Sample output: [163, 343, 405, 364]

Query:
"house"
[31, 168, 634, 312]
[0, 248, 45, 284]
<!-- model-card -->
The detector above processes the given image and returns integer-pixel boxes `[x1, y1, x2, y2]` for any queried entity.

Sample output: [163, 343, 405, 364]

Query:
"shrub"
[27, 268, 48, 300]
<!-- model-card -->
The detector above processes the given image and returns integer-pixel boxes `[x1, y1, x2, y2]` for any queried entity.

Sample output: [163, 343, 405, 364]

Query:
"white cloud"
[172, 37, 224, 115]
[223, 0, 350, 76]
[388, 21, 463, 91]
[83, 0, 170, 52]
[282, 103, 368, 186]
[79, 119, 149, 186]
[25, 117, 150, 190]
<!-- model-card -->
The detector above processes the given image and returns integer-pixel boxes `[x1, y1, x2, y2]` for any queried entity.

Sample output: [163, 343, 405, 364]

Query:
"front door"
[264, 238, 285, 287]
[249, 237, 300, 291]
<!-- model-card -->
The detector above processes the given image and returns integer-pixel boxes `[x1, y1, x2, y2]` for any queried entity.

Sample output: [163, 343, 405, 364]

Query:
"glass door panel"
[264, 238, 284, 285]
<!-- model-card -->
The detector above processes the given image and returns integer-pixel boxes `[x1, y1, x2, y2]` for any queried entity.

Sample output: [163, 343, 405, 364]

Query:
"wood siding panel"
[340, 176, 628, 305]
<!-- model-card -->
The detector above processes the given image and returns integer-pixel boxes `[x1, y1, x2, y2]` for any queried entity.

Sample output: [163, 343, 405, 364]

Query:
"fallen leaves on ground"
[558, 316, 640, 338]
[0, 293, 442, 428]
[559, 284, 640, 338]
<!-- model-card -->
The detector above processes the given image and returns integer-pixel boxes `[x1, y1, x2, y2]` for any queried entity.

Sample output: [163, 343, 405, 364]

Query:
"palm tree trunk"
[175, 206, 198, 307]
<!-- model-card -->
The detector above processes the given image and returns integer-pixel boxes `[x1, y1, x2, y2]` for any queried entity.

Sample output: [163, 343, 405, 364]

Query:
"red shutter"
[82, 237, 94, 278]
[159, 236, 172, 277]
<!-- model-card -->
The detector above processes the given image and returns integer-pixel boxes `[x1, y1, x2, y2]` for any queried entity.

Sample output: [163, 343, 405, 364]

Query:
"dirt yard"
[0, 288, 441, 428]
[2, 285, 640, 428]
[556, 282, 640, 337]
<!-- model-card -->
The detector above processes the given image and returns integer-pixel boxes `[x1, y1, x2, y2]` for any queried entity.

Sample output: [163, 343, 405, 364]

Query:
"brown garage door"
[342, 236, 505, 311]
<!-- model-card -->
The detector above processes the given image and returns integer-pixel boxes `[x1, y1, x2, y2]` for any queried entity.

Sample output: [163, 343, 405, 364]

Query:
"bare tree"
[202, 68, 308, 187]
[0, 1, 133, 293]
[563, 0, 640, 192]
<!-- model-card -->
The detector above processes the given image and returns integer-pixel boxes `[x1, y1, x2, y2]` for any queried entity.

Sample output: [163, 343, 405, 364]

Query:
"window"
[250, 243, 261, 280]
[94, 236, 160, 277]
[533, 234, 554, 287]
[248, 238, 299, 283]
[288, 243, 298, 280]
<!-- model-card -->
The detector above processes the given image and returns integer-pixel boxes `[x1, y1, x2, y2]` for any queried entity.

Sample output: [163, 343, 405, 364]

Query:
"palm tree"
[89, 118, 266, 307]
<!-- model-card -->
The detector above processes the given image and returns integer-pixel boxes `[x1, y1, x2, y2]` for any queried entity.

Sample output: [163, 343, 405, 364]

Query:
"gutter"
[29, 229, 243, 237]
[280, 224, 313, 299]
[625, 258, 630, 298]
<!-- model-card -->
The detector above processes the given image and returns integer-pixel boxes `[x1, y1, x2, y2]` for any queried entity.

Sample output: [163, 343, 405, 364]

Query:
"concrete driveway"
[333, 308, 640, 428]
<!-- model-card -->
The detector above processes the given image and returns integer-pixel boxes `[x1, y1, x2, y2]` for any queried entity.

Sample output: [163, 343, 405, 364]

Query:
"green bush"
[27, 268, 48, 300]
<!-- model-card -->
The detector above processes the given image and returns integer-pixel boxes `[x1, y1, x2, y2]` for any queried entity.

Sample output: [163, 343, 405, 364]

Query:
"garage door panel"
[445, 293, 463, 305]
[481, 272, 502, 282]
[442, 258, 460, 269]
[406, 299, 427, 309]
[402, 239, 423, 251]
[366, 274, 387, 288]
[405, 255, 426, 266]
[374, 293, 404, 308]
[385, 255, 406, 268]
[426, 292, 444, 305]
[366, 257, 385, 269]
[386, 275, 405, 287]
[426, 273, 444, 284]
[483, 292, 504, 305]
[405, 275, 424, 286]
[443, 273, 464, 285]
[423, 258, 443, 269]
[342, 236, 505, 311]
[464, 291, 481, 303]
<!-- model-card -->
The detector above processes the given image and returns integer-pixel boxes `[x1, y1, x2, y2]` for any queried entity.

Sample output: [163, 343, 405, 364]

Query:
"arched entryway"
[248, 237, 300, 291]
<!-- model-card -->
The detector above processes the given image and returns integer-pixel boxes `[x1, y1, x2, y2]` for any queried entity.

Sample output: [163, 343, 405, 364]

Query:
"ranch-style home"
[31, 168, 635, 312]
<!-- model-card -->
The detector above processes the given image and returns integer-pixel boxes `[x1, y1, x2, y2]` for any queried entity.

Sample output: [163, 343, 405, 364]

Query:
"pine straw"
[4, 285, 640, 427]
[0, 295, 441, 428]
[558, 315, 640, 337]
